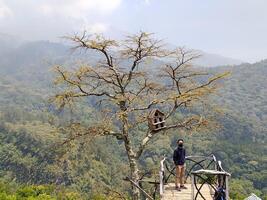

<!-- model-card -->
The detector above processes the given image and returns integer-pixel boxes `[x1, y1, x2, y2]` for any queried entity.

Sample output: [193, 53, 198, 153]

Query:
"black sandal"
[175, 186, 181, 191]
[180, 185, 187, 189]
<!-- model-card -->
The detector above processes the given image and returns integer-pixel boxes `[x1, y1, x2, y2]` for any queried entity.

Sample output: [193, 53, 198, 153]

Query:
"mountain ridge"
[0, 36, 245, 70]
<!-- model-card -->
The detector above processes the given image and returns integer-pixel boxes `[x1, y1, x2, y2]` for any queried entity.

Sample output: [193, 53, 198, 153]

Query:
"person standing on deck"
[173, 139, 187, 191]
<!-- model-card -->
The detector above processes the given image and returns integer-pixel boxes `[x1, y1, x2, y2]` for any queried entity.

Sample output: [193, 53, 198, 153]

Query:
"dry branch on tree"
[52, 31, 229, 200]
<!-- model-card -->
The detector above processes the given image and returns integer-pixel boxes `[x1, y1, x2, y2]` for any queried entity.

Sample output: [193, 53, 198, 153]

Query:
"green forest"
[0, 35, 266, 200]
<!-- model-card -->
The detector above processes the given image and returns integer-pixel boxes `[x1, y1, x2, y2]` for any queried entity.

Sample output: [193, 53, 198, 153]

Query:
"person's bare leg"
[178, 166, 183, 186]
[180, 165, 184, 185]
[180, 166, 187, 189]
[175, 166, 179, 187]
[175, 166, 181, 191]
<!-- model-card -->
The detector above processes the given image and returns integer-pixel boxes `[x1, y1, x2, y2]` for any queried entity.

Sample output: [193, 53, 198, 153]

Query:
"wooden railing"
[161, 154, 217, 186]
[159, 154, 231, 199]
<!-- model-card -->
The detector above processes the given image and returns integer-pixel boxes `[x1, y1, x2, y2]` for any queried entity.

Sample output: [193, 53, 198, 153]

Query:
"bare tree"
[52, 31, 228, 200]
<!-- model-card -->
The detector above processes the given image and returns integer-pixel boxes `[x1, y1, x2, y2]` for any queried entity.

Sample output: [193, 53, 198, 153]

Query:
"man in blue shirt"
[173, 139, 187, 191]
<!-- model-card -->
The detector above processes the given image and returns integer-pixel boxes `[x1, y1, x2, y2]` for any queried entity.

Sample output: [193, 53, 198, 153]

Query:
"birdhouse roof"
[148, 109, 165, 118]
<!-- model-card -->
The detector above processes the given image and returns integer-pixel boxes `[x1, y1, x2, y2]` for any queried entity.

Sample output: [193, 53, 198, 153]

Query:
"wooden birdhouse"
[148, 109, 166, 131]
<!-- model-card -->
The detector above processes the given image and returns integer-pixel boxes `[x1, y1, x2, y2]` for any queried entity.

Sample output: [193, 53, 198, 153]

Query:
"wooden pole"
[225, 176, 229, 200]
[159, 157, 166, 197]
[125, 177, 154, 200]
[159, 171, 164, 197]
[191, 174, 195, 200]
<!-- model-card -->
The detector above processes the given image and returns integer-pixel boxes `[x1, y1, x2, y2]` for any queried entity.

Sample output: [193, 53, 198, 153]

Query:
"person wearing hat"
[173, 139, 187, 191]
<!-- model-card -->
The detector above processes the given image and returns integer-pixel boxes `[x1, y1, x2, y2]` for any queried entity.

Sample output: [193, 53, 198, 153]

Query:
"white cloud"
[144, 0, 151, 5]
[38, 0, 121, 35]
[40, 0, 122, 18]
[0, 1, 12, 19]
[35, 0, 122, 36]
[86, 23, 108, 33]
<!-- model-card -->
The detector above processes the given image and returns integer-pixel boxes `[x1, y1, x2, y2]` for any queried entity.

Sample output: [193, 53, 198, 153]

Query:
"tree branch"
[136, 116, 204, 158]
[61, 125, 122, 145]
[122, 32, 167, 89]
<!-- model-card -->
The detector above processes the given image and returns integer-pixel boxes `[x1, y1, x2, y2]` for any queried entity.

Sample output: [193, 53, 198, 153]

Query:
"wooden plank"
[161, 183, 214, 200]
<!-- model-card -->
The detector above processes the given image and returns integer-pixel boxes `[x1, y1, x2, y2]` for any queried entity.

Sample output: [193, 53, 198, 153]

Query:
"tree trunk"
[120, 101, 141, 200]
[129, 156, 140, 200]
[123, 135, 141, 200]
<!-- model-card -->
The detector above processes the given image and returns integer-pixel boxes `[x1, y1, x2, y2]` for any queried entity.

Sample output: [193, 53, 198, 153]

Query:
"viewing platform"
[159, 155, 231, 200]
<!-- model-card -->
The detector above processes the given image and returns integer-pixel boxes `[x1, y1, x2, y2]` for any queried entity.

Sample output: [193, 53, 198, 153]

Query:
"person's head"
[177, 139, 184, 147]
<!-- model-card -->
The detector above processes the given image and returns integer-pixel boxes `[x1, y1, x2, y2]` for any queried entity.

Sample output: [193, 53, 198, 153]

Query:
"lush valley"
[0, 39, 266, 199]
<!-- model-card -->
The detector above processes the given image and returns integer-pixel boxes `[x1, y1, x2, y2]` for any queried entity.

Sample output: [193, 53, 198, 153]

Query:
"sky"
[0, 0, 267, 62]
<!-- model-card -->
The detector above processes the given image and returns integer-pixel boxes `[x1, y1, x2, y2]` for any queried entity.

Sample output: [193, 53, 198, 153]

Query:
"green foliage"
[0, 40, 266, 198]
[0, 181, 84, 200]
[230, 179, 262, 199]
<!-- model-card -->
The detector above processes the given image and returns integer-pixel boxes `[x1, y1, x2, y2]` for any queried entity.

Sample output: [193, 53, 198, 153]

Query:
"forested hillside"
[0, 39, 266, 199]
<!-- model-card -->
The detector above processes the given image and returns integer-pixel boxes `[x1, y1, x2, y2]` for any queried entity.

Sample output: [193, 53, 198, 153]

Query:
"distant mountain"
[0, 38, 244, 75]
[0, 33, 24, 53]
[165, 43, 244, 67]
[0, 40, 66, 72]
[194, 50, 243, 67]
[214, 59, 267, 126]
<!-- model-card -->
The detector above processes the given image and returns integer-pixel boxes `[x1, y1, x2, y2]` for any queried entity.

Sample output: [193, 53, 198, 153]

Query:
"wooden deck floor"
[161, 183, 214, 200]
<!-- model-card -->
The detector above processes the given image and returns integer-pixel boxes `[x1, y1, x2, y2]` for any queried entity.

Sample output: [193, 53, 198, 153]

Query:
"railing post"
[159, 157, 166, 197]
[159, 171, 164, 196]
[225, 175, 229, 200]
[191, 174, 195, 200]
[213, 154, 217, 170]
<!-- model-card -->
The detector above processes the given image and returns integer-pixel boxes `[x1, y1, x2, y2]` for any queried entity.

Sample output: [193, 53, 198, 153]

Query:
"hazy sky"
[0, 0, 267, 62]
